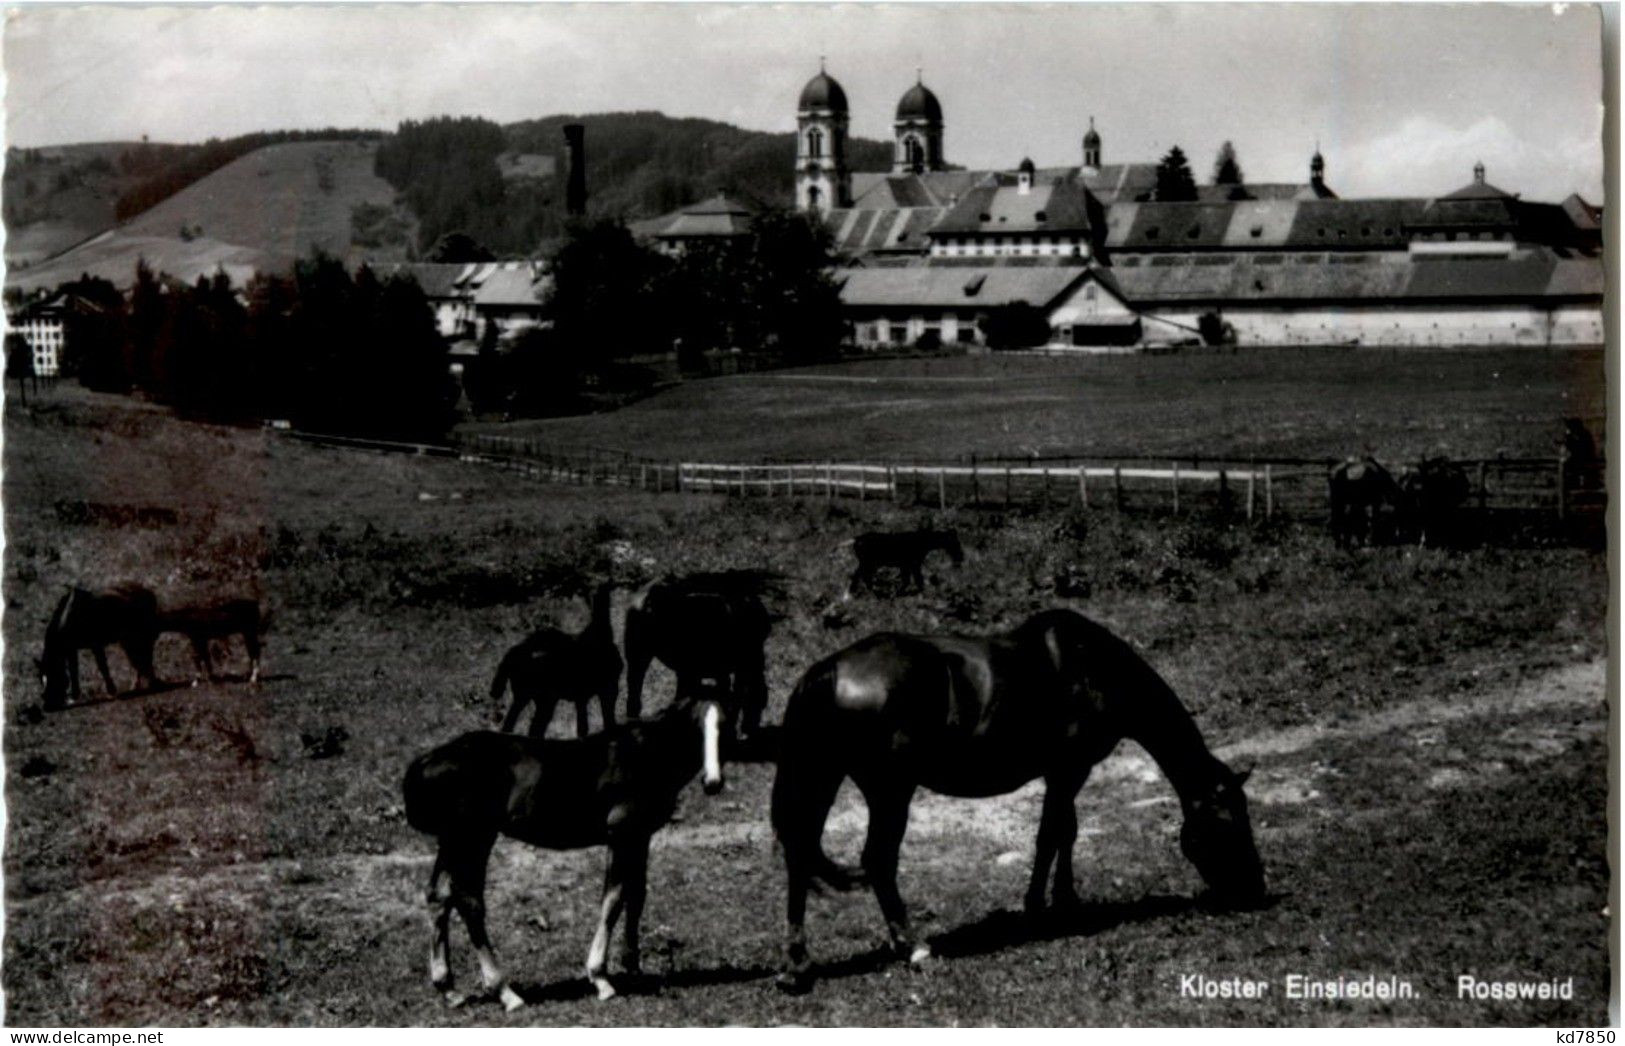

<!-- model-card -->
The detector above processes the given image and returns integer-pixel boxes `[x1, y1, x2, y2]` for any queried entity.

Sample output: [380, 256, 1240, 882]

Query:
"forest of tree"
[373, 112, 894, 257]
[59, 257, 456, 439]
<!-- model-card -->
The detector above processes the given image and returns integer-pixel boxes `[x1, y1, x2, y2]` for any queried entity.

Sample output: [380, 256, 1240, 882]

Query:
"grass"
[2, 377, 1608, 1026]
[465, 348, 1606, 464]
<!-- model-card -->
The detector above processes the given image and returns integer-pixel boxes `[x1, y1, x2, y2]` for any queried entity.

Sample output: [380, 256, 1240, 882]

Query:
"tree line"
[57, 257, 456, 440]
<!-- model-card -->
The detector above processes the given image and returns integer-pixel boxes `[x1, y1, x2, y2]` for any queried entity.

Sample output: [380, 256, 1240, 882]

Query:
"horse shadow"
[503, 890, 1278, 1005]
[45, 672, 295, 712]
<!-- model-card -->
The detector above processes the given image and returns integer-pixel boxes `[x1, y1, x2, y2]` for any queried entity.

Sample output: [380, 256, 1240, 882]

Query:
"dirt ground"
[2, 382, 1609, 1027]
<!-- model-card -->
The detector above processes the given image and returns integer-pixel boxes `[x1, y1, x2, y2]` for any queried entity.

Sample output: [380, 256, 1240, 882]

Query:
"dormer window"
[1035, 211, 1048, 222]
[1187, 226, 1200, 239]
[979, 213, 991, 222]
[1145, 227, 1159, 240]
[1250, 226, 1264, 238]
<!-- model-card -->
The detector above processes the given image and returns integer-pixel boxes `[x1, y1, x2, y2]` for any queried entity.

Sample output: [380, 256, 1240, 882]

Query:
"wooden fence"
[449, 431, 1603, 523]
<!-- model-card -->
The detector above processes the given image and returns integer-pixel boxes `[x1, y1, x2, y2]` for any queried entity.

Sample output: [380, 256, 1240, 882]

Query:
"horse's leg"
[498, 691, 526, 734]
[774, 757, 850, 994]
[854, 774, 926, 965]
[617, 835, 651, 978]
[67, 651, 82, 703]
[444, 832, 523, 1011]
[1043, 772, 1088, 915]
[738, 642, 768, 740]
[574, 697, 591, 739]
[189, 635, 212, 685]
[92, 646, 118, 694]
[586, 843, 632, 1000]
[598, 681, 617, 731]
[426, 849, 456, 994]
[623, 612, 648, 719]
[527, 695, 559, 739]
[244, 627, 262, 685]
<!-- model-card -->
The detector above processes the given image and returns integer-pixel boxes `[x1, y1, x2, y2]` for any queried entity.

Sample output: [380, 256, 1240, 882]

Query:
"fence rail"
[281, 429, 1602, 524]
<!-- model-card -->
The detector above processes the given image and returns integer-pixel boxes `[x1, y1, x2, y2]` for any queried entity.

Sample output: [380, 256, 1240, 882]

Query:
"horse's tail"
[770, 658, 865, 894]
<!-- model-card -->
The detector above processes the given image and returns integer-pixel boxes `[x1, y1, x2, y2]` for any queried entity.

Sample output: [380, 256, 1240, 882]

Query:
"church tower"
[796, 62, 851, 214]
[893, 73, 945, 174]
[1310, 147, 1326, 192]
[1083, 116, 1102, 173]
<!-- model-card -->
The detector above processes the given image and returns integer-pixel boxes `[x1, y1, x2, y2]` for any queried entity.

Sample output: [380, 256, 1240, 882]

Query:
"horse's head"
[1180, 762, 1267, 908]
[679, 677, 731, 796]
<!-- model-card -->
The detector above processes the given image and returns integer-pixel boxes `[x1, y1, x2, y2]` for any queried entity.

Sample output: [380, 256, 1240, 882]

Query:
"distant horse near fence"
[1397, 457, 1471, 547]
[1328, 457, 1403, 546]
[845, 529, 964, 597]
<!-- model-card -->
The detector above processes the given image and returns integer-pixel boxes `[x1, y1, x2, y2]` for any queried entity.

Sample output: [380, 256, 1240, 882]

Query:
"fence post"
[826, 463, 834, 503]
[1265, 464, 1274, 519]
[1556, 447, 1569, 522]
[1476, 461, 1488, 514]
[938, 469, 947, 511]
[1247, 469, 1256, 521]
[1042, 468, 1051, 508]
[1114, 466, 1123, 511]
[1078, 467, 1088, 508]
[1171, 463, 1180, 515]
[970, 454, 979, 505]
[1004, 467, 1012, 507]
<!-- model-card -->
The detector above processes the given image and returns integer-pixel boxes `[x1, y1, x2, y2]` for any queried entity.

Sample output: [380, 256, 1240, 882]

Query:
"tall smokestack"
[564, 123, 586, 217]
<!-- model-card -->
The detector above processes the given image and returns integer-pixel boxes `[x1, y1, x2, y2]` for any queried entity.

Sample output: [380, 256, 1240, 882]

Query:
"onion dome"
[1083, 116, 1101, 148]
[799, 68, 849, 113]
[1018, 157, 1036, 175]
[896, 80, 943, 123]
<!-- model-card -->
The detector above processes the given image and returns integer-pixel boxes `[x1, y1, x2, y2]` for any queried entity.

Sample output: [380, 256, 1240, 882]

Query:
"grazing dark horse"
[156, 598, 266, 685]
[770, 608, 1266, 994]
[845, 529, 965, 597]
[38, 583, 160, 710]
[1397, 457, 1470, 547]
[492, 582, 622, 739]
[404, 678, 730, 1008]
[623, 571, 775, 739]
[1328, 456, 1402, 546]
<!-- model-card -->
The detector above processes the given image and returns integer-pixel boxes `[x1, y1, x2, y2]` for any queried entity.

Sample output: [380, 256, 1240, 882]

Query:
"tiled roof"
[1287, 198, 1425, 248]
[1115, 201, 1238, 250]
[1077, 163, 1160, 203]
[1105, 247, 1600, 305]
[836, 264, 1091, 309]
[471, 264, 549, 308]
[931, 175, 1099, 235]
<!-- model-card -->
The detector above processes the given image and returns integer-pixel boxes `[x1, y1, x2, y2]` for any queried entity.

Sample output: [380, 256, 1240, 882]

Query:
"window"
[1145, 227, 1159, 240]
[1250, 226, 1263, 238]
[806, 127, 824, 159]
[1187, 226, 1201, 239]
[1084, 285, 1097, 301]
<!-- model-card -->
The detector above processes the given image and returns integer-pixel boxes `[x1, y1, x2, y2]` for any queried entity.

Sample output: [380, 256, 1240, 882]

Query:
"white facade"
[11, 315, 64, 376]
[1141, 302, 1604, 347]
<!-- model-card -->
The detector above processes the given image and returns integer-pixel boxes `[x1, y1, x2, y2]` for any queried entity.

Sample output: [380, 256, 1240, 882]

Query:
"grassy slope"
[3, 143, 149, 265]
[467, 349, 1608, 464]
[1, 384, 1607, 1026]
[8, 141, 411, 291]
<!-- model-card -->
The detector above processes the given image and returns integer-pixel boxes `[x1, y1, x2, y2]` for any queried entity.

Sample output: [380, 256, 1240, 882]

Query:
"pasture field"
[467, 347, 1607, 464]
[2, 380, 1609, 1027]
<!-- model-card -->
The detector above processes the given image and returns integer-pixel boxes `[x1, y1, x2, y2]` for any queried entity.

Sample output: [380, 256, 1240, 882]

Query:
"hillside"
[6, 112, 892, 290]
[8, 140, 414, 292]
[3, 142, 155, 266]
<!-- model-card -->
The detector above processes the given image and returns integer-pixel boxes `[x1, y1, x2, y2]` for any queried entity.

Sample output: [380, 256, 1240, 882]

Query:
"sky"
[1, 3, 1607, 202]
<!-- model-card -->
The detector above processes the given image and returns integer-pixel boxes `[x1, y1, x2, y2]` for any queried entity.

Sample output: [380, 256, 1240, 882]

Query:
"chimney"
[564, 123, 586, 217]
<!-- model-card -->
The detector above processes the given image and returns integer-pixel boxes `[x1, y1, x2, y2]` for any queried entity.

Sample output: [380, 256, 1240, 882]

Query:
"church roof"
[799, 71, 849, 113]
[896, 81, 943, 123]
[1077, 163, 1160, 203]
[850, 170, 989, 209]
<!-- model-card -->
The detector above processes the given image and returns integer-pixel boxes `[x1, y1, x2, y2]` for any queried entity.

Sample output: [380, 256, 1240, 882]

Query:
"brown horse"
[846, 529, 964, 597]
[491, 582, 622, 739]
[404, 678, 730, 1009]
[770, 608, 1265, 993]
[156, 598, 266, 685]
[623, 571, 775, 739]
[38, 583, 160, 709]
[1328, 456, 1402, 546]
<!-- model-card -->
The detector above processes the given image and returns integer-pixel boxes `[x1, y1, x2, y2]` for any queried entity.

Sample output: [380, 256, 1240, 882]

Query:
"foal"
[491, 582, 622, 739]
[156, 598, 265, 685]
[846, 529, 964, 597]
[404, 679, 730, 1008]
